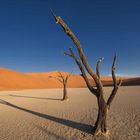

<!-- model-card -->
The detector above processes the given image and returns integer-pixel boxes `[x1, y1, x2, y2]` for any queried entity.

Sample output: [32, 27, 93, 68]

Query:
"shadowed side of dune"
[121, 77, 140, 86]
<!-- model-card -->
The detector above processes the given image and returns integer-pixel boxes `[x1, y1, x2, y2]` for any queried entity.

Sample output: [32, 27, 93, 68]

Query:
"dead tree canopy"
[49, 71, 72, 101]
[52, 11, 122, 135]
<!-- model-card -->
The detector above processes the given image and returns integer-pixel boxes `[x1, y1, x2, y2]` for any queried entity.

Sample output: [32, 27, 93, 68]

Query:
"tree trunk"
[93, 95, 108, 135]
[52, 12, 121, 135]
[62, 84, 68, 100]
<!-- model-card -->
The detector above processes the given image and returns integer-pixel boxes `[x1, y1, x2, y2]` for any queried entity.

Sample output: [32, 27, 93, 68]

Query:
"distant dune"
[0, 68, 139, 90]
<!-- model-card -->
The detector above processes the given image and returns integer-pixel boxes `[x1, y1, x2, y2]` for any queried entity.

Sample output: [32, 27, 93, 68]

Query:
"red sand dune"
[0, 68, 139, 90]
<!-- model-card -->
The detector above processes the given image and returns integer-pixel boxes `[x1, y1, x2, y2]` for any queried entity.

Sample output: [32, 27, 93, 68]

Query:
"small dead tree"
[51, 11, 122, 135]
[49, 71, 72, 101]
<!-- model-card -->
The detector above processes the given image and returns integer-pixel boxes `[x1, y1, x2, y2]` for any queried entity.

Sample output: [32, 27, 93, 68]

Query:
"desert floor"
[0, 86, 140, 140]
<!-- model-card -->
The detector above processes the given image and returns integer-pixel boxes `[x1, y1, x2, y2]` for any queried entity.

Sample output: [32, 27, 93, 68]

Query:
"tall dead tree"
[51, 11, 122, 135]
[49, 71, 72, 101]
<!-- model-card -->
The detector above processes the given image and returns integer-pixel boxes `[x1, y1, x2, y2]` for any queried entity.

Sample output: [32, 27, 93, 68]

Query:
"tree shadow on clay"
[9, 94, 61, 101]
[0, 99, 93, 134]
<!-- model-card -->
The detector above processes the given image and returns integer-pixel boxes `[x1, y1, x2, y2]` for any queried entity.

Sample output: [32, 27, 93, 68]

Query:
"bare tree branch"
[49, 76, 63, 83]
[67, 48, 97, 95]
[57, 71, 65, 83]
[107, 55, 122, 108]
[65, 70, 73, 83]
[64, 51, 72, 57]
[118, 79, 122, 87]
[96, 57, 104, 79]
[51, 12, 103, 92]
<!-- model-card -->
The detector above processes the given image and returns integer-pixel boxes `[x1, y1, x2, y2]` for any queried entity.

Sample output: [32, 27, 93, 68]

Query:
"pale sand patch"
[0, 86, 140, 140]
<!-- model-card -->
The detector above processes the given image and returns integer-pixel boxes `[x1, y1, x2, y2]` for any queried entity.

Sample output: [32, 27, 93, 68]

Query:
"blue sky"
[0, 0, 140, 76]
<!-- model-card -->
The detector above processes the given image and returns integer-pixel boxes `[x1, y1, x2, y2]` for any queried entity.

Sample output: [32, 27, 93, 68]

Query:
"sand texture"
[0, 86, 140, 140]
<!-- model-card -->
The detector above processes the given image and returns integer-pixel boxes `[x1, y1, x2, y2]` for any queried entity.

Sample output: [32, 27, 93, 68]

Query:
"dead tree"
[49, 71, 72, 101]
[51, 11, 122, 135]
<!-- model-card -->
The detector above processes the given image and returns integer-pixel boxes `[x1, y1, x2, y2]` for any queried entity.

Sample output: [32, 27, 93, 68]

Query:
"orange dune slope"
[26, 71, 87, 88]
[0, 68, 86, 90]
[0, 68, 139, 90]
[0, 68, 48, 90]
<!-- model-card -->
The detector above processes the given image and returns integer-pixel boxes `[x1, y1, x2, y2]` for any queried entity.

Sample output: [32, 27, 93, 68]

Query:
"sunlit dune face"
[0, 68, 139, 90]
